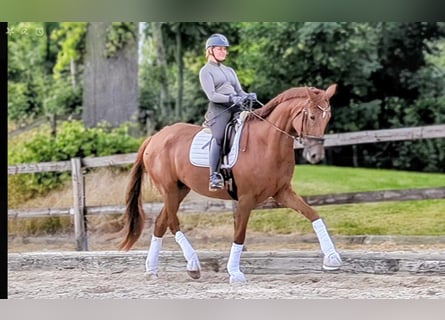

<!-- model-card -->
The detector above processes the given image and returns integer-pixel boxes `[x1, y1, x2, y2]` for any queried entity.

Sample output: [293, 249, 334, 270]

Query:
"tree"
[8, 22, 445, 171]
[8, 22, 56, 125]
[138, 22, 237, 130]
[151, 22, 171, 122]
[82, 22, 139, 128]
[8, 22, 83, 132]
[236, 22, 445, 171]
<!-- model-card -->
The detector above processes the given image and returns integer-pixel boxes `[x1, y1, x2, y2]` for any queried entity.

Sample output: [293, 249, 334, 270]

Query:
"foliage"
[8, 22, 445, 172]
[8, 120, 143, 206]
[51, 22, 87, 78]
[8, 22, 84, 125]
[105, 22, 137, 58]
[138, 22, 236, 129]
[8, 22, 51, 123]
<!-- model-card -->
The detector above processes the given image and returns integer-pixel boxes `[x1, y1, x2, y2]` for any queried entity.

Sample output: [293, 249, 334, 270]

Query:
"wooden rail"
[8, 250, 445, 275]
[8, 124, 445, 175]
[8, 187, 445, 219]
[295, 123, 445, 148]
[8, 124, 445, 251]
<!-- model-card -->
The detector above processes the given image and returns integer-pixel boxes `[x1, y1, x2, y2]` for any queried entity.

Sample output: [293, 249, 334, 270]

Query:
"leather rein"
[249, 99, 330, 145]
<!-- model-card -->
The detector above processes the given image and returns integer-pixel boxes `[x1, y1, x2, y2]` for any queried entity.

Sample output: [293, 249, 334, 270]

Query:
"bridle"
[250, 98, 331, 145]
[296, 100, 331, 145]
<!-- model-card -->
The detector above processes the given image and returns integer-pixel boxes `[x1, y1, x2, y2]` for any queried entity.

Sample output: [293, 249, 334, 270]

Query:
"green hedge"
[8, 120, 144, 206]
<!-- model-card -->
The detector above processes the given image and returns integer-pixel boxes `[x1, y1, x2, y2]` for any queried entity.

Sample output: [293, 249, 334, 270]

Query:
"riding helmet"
[205, 33, 230, 49]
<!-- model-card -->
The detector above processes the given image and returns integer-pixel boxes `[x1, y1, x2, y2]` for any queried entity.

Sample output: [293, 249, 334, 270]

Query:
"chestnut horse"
[120, 84, 342, 283]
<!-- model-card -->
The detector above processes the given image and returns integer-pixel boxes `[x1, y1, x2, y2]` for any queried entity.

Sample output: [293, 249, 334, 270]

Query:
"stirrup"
[209, 172, 224, 191]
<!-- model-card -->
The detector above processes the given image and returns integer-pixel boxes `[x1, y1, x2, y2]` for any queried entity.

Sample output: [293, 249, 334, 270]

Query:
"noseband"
[295, 100, 330, 145]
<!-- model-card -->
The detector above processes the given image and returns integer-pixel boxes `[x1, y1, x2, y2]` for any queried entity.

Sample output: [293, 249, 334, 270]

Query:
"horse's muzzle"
[302, 137, 325, 164]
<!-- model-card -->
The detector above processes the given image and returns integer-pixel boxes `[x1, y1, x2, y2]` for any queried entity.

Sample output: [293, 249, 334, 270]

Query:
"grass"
[8, 164, 445, 237]
[178, 199, 445, 237]
[291, 165, 445, 195]
[180, 165, 445, 236]
[246, 199, 445, 236]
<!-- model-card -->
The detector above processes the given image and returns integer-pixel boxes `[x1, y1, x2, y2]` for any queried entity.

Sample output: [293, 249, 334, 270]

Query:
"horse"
[119, 84, 342, 283]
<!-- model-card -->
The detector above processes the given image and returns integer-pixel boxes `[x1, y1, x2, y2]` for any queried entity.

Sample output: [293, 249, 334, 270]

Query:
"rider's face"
[212, 46, 228, 61]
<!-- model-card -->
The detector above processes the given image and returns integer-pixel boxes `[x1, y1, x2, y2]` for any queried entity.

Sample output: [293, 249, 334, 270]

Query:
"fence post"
[71, 157, 88, 251]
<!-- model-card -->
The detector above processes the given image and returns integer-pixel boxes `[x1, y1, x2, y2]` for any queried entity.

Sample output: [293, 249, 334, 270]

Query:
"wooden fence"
[8, 124, 445, 251]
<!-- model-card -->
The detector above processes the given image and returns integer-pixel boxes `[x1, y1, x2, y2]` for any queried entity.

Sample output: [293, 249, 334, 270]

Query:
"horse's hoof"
[322, 252, 342, 271]
[229, 272, 246, 284]
[144, 272, 159, 281]
[187, 270, 201, 279]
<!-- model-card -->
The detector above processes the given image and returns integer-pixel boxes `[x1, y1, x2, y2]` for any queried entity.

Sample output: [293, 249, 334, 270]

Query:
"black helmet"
[205, 33, 230, 49]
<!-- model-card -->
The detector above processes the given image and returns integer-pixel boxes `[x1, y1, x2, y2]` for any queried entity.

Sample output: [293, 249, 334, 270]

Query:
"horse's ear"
[305, 86, 317, 102]
[325, 84, 337, 100]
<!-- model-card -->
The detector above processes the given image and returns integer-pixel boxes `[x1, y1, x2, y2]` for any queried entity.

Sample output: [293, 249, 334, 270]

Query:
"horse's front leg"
[227, 196, 256, 284]
[274, 184, 342, 271]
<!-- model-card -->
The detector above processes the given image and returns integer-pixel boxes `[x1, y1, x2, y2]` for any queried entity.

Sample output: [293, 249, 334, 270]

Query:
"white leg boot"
[227, 243, 246, 283]
[145, 235, 163, 280]
[312, 218, 342, 270]
[175, 231, 201, 279]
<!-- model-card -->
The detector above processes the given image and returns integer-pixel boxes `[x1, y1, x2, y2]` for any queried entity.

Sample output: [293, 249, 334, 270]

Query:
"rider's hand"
[230, 95, 246, 106]
[247, 92, 257, 101]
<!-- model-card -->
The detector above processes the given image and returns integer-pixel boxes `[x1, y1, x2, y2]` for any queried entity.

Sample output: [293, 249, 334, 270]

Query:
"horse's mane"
[248, 86, 323, 121]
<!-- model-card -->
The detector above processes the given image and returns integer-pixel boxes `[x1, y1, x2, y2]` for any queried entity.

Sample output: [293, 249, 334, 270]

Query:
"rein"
[203, 103, 239, 126]
[250, 99, 330, 145]
[249, 107, 300, 142]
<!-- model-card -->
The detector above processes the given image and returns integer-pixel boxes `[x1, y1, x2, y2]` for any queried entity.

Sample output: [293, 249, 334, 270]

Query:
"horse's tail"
[119, 136, 152, 251]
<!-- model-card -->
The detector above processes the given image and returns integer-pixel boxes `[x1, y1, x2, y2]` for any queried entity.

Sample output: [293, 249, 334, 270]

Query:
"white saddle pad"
[189, 122, 245, 169]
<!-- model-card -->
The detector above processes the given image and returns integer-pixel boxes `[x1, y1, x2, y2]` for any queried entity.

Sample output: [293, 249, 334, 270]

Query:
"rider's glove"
[247, 92, 257, 101]
[230, 95, 246, 106]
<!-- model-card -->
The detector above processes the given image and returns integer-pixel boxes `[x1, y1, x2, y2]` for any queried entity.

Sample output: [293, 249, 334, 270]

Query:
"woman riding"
[199, 33, 257, 191]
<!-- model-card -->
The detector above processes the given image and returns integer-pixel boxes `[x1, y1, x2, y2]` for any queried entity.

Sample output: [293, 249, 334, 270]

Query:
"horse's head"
[294, 84, 336, 164]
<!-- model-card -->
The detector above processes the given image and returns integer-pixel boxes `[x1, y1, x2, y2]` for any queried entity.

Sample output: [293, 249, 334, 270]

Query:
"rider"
[199, 33, 257, 191]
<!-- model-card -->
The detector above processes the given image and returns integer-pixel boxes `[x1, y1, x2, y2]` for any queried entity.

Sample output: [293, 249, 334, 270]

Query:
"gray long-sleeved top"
[199, 61, 248, 104]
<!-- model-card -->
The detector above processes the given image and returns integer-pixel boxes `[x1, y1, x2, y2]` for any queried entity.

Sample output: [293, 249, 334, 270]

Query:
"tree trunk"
[151, 22, 171, 120]
[70, 58, 77, 90]
[82, 22, 138, 128]
[175, 28, 183, 120]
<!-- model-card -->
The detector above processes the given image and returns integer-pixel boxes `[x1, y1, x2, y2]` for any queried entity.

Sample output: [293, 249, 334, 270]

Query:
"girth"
[219, 115, 242, 200]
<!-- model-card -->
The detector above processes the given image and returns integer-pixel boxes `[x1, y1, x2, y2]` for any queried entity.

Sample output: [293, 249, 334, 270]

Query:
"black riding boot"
[209, 138, 224, 190]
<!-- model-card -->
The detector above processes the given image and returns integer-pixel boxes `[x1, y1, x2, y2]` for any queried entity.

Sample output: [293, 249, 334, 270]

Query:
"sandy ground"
[8, 191, 445, 299]
[9, 171, 445, 299]
[8, 231, 445, 299]
[8, 267, 445, 299]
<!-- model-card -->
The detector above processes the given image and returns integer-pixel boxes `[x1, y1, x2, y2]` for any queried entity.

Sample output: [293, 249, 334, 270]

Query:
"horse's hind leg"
[274, 184, 342, 270]
[145, 185, 200, 280]
[145, 207, 168, 280]
[163, 184, 201, 279]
